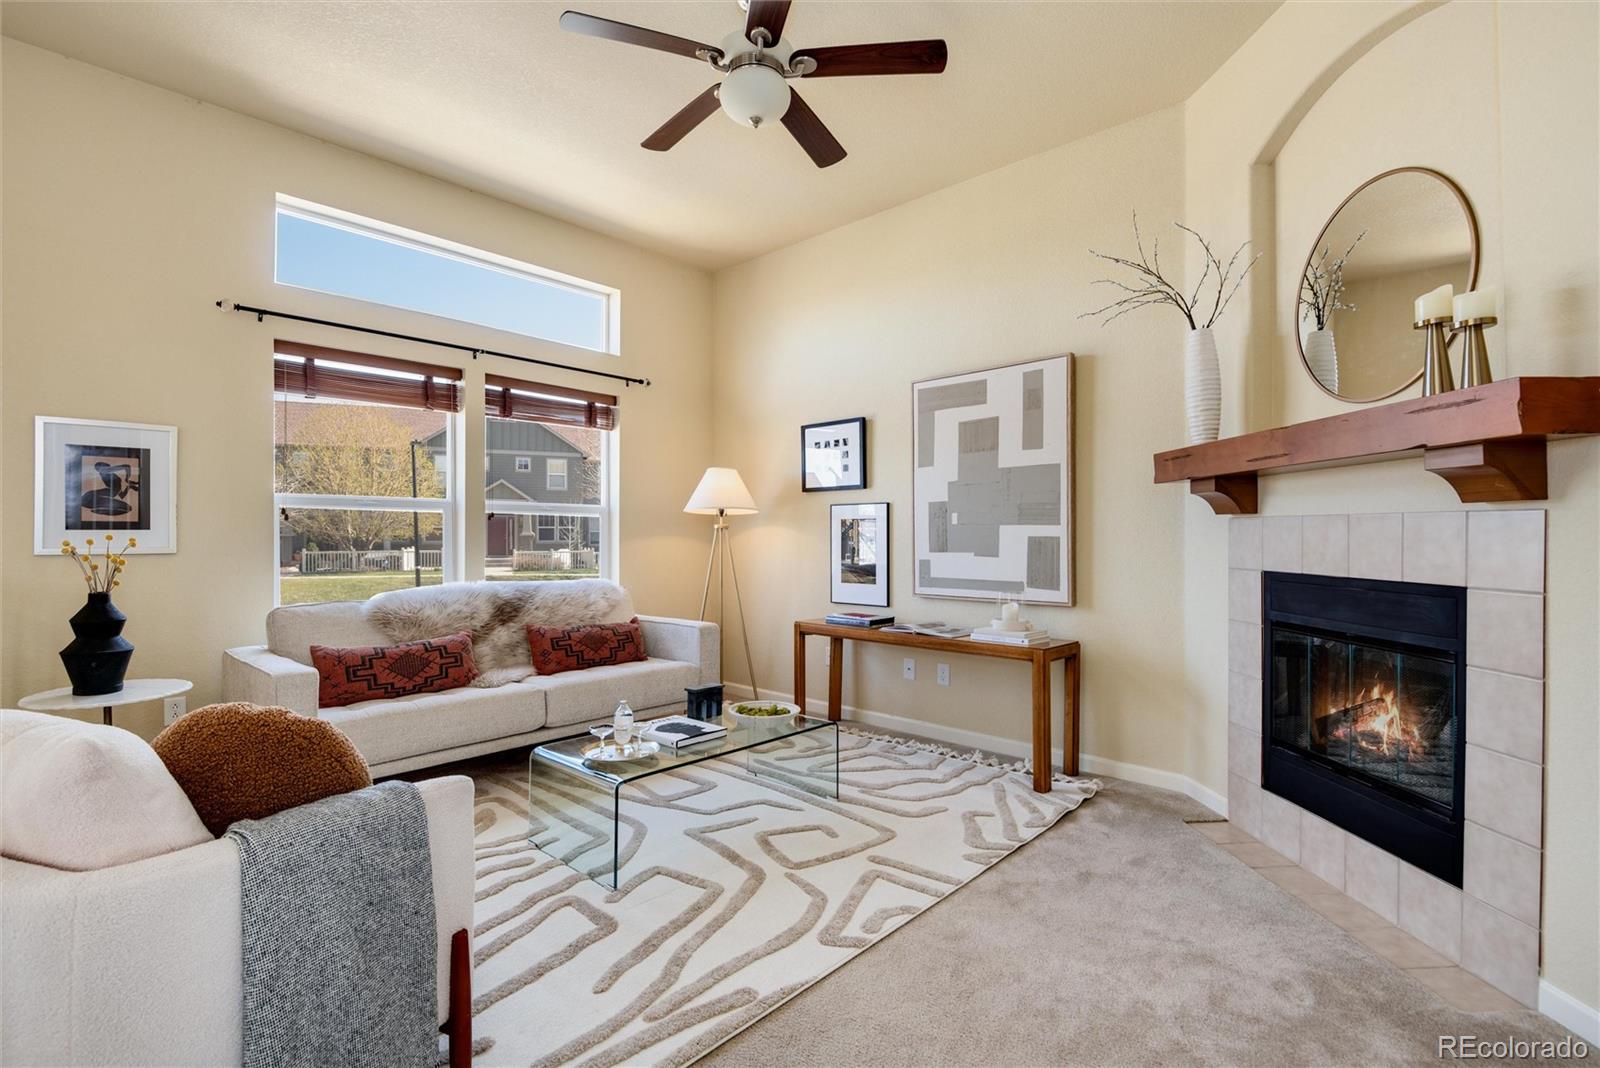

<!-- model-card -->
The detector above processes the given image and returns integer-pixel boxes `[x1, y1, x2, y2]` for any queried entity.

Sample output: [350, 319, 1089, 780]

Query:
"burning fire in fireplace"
[1323, 685, 1425, 760]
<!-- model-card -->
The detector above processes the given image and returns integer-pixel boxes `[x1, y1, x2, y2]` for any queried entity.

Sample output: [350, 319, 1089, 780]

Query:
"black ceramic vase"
[60, 592, 134, 696]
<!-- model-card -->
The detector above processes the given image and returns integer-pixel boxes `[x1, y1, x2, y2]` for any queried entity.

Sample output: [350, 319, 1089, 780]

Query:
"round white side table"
[17, 678, 193, 727]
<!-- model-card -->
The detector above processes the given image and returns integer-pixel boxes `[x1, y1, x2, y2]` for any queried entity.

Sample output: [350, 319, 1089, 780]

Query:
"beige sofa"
[222, 594, 719, 776]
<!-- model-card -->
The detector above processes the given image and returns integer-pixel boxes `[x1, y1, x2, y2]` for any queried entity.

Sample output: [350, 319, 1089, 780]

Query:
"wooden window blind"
[485, 374, 618, 430]
[273, 340, 464, 412]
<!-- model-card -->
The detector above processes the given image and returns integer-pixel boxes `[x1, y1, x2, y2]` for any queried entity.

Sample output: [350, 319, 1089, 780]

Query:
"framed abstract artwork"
[830, 502, 889, 607]
[35, 416, 178, 554]
[801, 417, 867, 492]
[911, 354, 1074, 605]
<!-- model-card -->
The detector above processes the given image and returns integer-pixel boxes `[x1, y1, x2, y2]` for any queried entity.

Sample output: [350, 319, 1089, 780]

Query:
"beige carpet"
[699, 771, 1596, 1068]
[457, 726, 1099, 1067]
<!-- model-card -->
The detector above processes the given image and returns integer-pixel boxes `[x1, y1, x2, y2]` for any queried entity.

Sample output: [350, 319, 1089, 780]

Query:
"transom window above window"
[274, 195, 618, 353]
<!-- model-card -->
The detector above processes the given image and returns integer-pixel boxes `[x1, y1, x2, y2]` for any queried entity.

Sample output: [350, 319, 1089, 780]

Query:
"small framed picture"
[831, 502, 889, 607]
[801, 417, 867, 492]
[35, 416, 177, 554]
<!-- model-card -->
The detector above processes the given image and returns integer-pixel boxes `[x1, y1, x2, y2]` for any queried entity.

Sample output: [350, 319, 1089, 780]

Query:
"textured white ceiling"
[2, 0, 1278, 269]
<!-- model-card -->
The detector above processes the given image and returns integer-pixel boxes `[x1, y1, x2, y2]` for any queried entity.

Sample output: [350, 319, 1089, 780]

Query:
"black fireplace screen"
[1270, 627, 1457, 812]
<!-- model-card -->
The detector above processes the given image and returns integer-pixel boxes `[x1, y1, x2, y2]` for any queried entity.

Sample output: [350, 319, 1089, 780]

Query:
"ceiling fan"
[559, 0, 947, 168]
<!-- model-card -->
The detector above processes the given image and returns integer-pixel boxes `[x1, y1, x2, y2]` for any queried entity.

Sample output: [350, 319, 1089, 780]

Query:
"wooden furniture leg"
[1031, 652, 1051, 793]
[793, 625, 806, 713]
[445, 927, 471, 1068]
[1063, 651, 1081, 776]
[827, 636, 843, 721]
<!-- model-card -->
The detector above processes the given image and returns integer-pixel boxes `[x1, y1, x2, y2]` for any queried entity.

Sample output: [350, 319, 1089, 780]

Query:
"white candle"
[1415, 284, 1454, 322]
[1454, 287, 1498, 322]
[1002, 602, 1020, 623]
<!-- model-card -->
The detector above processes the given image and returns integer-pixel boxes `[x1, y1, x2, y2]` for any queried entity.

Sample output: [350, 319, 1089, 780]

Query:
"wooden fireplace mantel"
[1153, 377, 1600, 515]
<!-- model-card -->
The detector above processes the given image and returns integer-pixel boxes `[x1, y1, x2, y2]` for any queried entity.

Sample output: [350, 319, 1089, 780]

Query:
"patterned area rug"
[464, 727, 1099, 1067]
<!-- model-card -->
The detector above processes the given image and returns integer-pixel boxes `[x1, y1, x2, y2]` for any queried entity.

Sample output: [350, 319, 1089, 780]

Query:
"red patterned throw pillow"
[310, 632, 479, 709]
[527, 617, 646, 675]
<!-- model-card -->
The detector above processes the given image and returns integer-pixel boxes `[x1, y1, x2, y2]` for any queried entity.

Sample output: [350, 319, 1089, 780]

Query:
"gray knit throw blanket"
[228, 781, 437, 1068]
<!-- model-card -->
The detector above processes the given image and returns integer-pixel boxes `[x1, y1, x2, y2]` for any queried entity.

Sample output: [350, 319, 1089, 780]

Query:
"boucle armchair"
[0, 711, 476, 1068]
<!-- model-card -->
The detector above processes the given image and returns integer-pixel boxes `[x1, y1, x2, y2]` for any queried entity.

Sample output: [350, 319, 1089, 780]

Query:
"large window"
[484, 375, 614, 583]
[274, 342, 460, 605]
[274, 195, 618, 353]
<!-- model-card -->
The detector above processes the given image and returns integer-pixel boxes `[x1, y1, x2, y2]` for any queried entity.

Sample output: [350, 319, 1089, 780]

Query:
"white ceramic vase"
[1304, 327, 1339, 393]
[1183, 327, 1221, 445]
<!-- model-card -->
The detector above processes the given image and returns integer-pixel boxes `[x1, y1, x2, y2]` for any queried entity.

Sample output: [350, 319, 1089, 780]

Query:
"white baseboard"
[1539, 980, 1600, 1045]
[723, 683, 1227, 818]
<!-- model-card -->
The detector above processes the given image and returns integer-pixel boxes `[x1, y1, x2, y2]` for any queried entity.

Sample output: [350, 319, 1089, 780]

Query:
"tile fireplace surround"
[1227, 510, 1546, 1006]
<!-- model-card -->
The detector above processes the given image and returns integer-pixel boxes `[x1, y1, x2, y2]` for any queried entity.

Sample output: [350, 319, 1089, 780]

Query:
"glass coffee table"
[528, 712, 839, 888]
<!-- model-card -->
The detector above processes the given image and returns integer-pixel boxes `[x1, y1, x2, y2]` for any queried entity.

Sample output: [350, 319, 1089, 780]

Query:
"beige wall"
[712, 106, 1190, 781]
[1184, 0, 1598, 1011]
[1, 40, 715, 735]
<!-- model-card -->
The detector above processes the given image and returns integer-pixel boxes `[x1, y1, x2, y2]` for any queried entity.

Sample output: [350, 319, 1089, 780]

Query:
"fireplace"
[1262, 572, 1467, 886]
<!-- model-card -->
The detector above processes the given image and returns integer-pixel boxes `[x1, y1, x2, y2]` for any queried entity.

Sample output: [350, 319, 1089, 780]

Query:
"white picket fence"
[298, 549, 443, 574]
[508, 548, 598, 572]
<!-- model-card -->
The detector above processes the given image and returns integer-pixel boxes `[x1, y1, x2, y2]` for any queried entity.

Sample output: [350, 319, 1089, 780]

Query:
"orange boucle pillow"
[151, 703, 371, 837]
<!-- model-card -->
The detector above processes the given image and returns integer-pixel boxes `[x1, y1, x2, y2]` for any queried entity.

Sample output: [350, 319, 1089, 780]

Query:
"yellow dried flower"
[127, 538, 138, 547]
[113, 580, 121, 587]
[90, 563, 100, 571]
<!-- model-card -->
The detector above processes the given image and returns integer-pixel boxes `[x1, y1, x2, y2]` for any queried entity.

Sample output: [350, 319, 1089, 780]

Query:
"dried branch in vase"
[1081, 211, 1262, 330]
[1300, 229, 1366, 331]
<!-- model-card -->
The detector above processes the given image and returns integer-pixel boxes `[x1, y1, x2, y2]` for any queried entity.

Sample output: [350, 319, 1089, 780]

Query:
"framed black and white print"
[830, 502, 889, 607]
[36, 416, 177, 554]
[912, 354, 1074, 605]
[801, 417, 867, 492]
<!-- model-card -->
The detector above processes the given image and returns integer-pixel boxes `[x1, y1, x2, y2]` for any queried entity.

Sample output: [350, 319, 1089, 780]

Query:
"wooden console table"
[793, 620, 1081, 794]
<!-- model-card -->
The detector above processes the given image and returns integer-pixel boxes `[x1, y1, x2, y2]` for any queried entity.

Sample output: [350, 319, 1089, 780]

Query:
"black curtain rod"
[216, 300, 651, 388]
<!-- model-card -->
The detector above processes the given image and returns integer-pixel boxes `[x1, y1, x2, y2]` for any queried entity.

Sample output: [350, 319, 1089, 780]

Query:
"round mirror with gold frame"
[1297, 167, 1479, 403]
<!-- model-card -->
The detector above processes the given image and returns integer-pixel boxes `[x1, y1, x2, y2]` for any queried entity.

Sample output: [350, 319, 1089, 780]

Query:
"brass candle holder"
[1415, 315, 1455, 395]
[1456, 316, 1496, 387]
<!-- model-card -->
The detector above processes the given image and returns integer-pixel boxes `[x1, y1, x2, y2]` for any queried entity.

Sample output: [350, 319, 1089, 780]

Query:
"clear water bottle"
[612, 699, 635, 748]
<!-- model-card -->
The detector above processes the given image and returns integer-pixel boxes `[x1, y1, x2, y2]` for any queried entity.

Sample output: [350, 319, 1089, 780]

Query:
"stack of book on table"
[824, 612, 894, 628]
[970, 626, 1052, 647]
[641, 715, 728, 750]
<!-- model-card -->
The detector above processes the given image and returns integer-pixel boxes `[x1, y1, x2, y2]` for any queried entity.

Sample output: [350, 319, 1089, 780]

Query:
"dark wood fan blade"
[559, 11, 720, 62]
[780, 87, 846, 168]
[641, 84, 722, 151]
[744, 0, 791, 45]
[793, 39, 948, 77]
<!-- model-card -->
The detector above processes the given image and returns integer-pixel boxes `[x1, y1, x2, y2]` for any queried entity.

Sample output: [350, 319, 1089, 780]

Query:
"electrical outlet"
[163, 696, 186, 725]
[936, 663, 950, 686]
[902, 657, 916, 681]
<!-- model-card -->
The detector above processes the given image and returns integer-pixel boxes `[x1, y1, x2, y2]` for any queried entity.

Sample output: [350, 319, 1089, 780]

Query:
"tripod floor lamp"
[684, 467, 760, 699]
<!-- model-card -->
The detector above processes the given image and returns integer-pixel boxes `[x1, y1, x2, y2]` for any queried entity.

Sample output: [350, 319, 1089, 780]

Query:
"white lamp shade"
[719, 64, 791, 129]
[685, 467, 758, 516]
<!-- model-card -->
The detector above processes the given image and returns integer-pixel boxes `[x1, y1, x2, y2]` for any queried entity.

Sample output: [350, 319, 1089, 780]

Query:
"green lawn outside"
[279, 569, 599, 605]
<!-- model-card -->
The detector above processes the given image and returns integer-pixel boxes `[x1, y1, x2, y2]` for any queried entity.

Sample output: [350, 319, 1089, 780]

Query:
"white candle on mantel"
[1415, 284, 1454, 322]
[1454, 287, 1498, 322]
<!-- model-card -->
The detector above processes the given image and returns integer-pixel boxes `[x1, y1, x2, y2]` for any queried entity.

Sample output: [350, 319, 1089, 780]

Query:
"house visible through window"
[274, 195, 619, 353]
[483, 374, 614, 582]
[273, 341, 460, 605]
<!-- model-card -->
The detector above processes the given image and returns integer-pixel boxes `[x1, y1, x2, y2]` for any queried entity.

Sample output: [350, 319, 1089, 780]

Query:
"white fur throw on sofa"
[365, 580, 636, 684]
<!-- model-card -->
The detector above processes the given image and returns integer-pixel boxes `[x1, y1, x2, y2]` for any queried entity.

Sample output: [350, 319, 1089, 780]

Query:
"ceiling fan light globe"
[719, 63, 790, 129]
